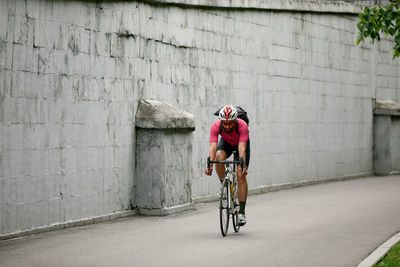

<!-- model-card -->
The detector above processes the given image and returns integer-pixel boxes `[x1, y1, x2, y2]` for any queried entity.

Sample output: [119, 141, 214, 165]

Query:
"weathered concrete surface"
[373, 100, 400, 175]
[141, 0, 367, 13]
[135, 100, 194, 215]
[1, 176, 400, 267]
[374, 100, 400, 116]
[373, 115, 392, 175]
[392, 118, 400, 173]
[1, 0, 400, 237]
[135, 129, 194, 215]
[136, 99, 195, 129]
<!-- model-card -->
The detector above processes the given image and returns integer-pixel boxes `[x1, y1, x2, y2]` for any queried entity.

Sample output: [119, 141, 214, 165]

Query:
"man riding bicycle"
[205, 105, 250, 226]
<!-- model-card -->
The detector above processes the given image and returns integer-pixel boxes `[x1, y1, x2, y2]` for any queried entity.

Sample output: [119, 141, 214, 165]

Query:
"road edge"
[358, 232, 400, 267]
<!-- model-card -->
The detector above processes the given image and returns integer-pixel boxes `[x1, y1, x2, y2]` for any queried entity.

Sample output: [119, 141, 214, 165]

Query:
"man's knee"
[216, 150, 227, 161]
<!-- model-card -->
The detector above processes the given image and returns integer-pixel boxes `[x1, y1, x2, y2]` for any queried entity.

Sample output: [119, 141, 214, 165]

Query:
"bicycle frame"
[223, 164, 239, 213]
[207, 156, 243, 236]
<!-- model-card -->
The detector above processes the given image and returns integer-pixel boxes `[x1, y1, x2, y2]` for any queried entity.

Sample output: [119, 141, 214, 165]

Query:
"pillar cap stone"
[135, 99, 195, 130]
[374, 100, 400, 116]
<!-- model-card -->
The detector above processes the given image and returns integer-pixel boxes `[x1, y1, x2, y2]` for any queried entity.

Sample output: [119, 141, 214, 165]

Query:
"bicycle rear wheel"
[219, 180, 229, 237]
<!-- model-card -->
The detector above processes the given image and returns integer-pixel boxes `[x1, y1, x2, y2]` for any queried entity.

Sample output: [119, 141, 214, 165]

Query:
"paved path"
[1, 175, 400, 267]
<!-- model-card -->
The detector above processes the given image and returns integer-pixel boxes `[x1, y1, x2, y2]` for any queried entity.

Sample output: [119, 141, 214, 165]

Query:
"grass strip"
[374, 241, 400, 267]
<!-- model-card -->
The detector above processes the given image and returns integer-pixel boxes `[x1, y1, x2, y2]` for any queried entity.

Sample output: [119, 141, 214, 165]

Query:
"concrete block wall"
[1, 0, 400, 237]
[376, 39, 400, 102]
[0, 0, 138, 236]
[190, 11, 397, 197]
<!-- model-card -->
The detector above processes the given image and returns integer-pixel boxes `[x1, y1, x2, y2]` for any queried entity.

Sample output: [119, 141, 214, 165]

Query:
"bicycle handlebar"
[207, 156, 244, 171]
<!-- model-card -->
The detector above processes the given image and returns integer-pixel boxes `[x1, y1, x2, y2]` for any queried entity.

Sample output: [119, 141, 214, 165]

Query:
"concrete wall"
[392, 118, 400, 173]
[1, 0, 400, 237]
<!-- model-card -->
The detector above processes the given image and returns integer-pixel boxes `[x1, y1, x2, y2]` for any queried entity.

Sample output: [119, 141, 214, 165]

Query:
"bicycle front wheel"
[232, 202, 240, 233]
[219, 180, 229, 237]
[231, 177, 240, 233]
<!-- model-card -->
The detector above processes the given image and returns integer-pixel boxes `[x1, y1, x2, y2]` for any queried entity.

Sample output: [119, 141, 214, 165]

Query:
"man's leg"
[238, 173, 248, 211]
[238, 140, 250, 225]
[215, 150, 227, 182]
[238, 175, 248, 202]
[239, 139, 250, 205]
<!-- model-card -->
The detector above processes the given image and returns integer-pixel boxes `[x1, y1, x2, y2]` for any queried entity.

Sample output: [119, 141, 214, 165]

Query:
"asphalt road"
[1, 175, 400, 267]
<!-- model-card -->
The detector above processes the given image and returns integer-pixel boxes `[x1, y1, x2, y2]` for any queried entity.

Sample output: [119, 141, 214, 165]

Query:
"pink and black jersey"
[209, 118, 249, 146]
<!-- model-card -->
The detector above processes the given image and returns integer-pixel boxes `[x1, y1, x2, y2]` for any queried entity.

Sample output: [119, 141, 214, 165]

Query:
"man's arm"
[209, 142, 218, 161]
[205, 142, 218, 175]
[237, 119, 249, 172]
[238, 141, 247, 170]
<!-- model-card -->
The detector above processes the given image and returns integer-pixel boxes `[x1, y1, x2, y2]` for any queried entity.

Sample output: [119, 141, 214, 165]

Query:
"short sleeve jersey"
[209, 118, 249, 146]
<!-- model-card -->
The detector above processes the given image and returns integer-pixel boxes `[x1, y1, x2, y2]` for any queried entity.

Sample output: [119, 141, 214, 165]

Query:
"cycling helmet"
[218, 105, 238, 122]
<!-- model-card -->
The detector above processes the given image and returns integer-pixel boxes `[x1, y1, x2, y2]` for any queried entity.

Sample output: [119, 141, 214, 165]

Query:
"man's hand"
[205, 166, 213, 176]
[237, 167, 248, 179]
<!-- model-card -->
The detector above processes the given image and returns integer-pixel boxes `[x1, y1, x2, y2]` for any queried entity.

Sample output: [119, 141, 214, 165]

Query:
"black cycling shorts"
[217, 138, 250, 167]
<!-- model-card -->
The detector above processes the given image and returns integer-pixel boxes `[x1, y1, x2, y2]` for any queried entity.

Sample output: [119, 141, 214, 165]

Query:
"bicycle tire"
[232, 181, 240, 233]
[219, 180, 229, 237]
[232, 202, 240, 233]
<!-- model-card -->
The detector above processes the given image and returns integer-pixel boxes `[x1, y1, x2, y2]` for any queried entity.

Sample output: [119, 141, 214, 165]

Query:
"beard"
[223, 127, 234, 133]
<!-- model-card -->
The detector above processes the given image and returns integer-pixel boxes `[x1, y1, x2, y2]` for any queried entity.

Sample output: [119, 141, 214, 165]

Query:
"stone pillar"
[135, 100, 195, 215]
[373, 115, 392, 175]
[373, 100, 400, 175]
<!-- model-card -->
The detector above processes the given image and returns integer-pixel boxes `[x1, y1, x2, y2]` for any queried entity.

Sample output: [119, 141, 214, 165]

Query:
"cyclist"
[205, 105, 250, 226]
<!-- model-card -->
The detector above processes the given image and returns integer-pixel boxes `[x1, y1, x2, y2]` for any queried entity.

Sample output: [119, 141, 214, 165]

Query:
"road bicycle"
[207, 153, 244, 237]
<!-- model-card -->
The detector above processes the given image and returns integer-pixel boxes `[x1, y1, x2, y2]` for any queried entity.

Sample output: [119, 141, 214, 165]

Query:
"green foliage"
[356, 1, 400, 59]
[373, 241, 400, 267]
